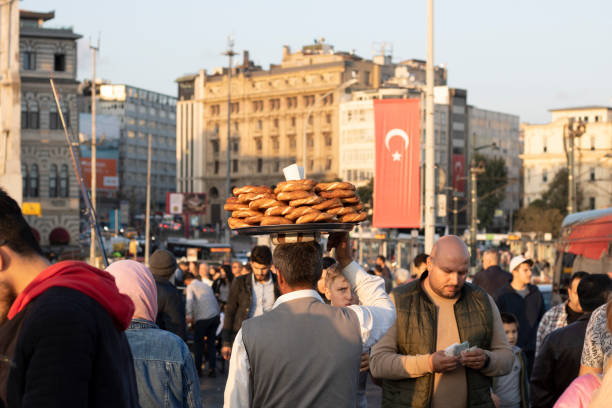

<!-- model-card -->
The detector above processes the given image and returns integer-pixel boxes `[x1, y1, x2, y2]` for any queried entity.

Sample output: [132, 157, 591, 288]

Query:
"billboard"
[373, 99, 421, 228]
[79, 114, 120, 191]
[166, 192, 207, 215]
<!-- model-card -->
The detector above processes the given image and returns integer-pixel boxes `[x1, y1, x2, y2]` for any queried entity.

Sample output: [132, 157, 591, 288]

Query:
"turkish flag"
[373, 99, 421, 228]
[452, 154, 466, 193]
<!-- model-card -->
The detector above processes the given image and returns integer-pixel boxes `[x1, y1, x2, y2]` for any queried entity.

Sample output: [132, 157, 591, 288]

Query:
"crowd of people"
[1, 185, 612, 408]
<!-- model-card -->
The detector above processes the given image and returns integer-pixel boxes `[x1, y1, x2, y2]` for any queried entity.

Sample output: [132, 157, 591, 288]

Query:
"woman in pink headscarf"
[106, 260, 202, 408]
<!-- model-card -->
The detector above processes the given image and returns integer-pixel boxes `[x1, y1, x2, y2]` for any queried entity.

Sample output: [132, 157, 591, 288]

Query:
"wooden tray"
[234, 222, 356, 236]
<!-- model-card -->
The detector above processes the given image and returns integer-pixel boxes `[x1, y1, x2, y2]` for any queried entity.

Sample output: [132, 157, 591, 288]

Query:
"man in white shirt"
[223, 232, 395, 407]
[184, 272, 220, 377]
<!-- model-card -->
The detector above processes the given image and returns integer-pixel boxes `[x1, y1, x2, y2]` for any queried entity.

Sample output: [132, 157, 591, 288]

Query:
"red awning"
[566, 214, 612, 260]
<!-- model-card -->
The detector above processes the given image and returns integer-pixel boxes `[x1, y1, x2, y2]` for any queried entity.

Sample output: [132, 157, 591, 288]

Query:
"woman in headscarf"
[106, 260, 202, 408]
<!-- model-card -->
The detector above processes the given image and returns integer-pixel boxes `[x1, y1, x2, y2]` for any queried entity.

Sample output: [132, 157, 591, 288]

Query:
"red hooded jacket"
[8, 260, 134, 331]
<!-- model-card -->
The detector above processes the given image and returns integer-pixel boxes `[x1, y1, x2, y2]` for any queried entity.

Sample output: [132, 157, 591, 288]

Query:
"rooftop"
[549, 105, 612, 112]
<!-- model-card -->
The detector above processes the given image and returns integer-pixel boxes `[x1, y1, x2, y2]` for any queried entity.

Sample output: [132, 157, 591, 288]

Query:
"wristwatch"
[483, 353, 491, 369]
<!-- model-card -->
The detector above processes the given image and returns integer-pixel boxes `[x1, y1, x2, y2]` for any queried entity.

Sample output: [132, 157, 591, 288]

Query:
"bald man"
[370, 236, 513, 408]
[471, 249, 512, 297]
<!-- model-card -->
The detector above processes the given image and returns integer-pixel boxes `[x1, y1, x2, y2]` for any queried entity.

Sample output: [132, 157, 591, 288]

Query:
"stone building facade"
[521, 106, 612, 211]
[19, 10, 81, 245]
[177, 40, 388, 225]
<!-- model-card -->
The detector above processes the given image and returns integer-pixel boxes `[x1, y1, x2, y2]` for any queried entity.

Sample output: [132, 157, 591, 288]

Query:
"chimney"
[283, 45, 291, 60]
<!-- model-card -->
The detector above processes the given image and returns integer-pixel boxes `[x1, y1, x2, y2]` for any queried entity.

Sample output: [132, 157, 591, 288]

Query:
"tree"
[475, 154, 507, 231]
[356, 178, 373, 207]
[539, 168, 582, 215]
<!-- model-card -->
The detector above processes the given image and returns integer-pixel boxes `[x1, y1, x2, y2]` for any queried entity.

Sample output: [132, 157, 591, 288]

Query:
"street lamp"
[564, 118, 586, 214]
[302, 78, 358, 177]
[223, 36, 237, 244]
[469, 142, 499, 267]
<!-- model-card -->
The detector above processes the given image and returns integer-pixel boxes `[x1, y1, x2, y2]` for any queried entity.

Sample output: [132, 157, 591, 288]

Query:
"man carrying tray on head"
[223, 232, 395, 407]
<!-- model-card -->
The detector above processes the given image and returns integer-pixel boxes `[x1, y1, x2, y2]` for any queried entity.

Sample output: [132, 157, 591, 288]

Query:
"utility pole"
[223, 36, 236, 244]
[469, 160, 485, 266]
[453, 194, 458, 235]
[424, 0, 436, 253]
[145, 134, 152, 266]
[566, 118, 586, 214]
[89, 38, 99, 265]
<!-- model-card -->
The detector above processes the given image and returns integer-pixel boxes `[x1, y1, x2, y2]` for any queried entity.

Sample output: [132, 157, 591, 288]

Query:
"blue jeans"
[194, 315, 220, 374]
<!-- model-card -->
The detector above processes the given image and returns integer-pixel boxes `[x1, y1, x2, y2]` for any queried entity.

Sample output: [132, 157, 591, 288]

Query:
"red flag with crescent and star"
[373, 98, 421, 228]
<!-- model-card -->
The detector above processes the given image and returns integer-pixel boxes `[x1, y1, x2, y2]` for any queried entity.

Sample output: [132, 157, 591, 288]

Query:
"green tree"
[356, 178, 373, 207]
[475, 154, 507, 231]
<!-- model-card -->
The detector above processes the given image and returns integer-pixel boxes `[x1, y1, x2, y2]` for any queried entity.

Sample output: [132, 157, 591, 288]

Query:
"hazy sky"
[21, 0, 612, 124]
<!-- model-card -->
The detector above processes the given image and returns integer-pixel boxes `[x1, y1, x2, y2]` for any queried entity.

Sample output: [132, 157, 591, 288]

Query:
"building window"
[289, 136, 296, 150]
[22, 100, 40, 129]
[324, 132, 332, 146]
[22, 164, 28, 197]
[232, 141, 239, 153]
[303, 95, 315, 106]
[274, 159, 280, 173]
[54, 54, 66, 72]
[233, 121, 239, 131]
[209, 187, 219, 199]
[291, 117, 296, 127]
[22, 51, 36, 70]
[257, 158, 263, 173]
[269, 99, 280, 110]
[214, 160, 219, 174]
[595, 116, 599, 122]
[590, 168, 596, 181]
[255, 138, 262, 151]
[590, 197, 596, 210]
[257, 120, 263, 130]
[308, 159, 314, 171]
[230, 102, 240, 113]
[29, 164, 39, 197]
[286, 96, 297, 109]
[590, 136, 595, 151]
[542, 170, 548, 183]
[307, 133, 314, 148]
[325, 158, 332, 171]
[210, 105, 220, 115]
[272, 137, 279, 151]
[326, 113, 332, 124]
[273, 118, 279, 128]
[211, 140, 219, 154]
[49, 164, 58, 197]
[59, 164, 69, 197]
[232, 159, 238, 173]
[364, 71, 370, 86]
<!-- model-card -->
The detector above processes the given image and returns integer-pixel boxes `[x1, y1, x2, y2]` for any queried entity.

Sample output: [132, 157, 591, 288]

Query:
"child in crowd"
[492, 313, 529, 408]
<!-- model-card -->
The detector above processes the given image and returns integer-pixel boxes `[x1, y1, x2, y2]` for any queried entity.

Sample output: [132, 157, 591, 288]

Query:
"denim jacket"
[126, 319, 202, 408]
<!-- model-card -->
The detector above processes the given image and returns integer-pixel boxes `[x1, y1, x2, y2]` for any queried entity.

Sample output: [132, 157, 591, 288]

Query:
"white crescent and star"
[384, 128, 409, 162]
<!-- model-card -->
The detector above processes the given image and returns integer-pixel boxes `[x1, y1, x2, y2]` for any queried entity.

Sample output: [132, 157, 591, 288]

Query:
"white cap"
[509, 255, 533, 273]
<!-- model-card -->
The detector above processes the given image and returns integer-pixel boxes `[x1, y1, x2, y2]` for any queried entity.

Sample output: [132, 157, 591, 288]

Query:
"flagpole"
[424, 0, 436, 252]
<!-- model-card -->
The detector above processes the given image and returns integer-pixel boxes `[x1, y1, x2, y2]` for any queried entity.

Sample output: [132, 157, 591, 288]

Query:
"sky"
[21, 0, 612, 124]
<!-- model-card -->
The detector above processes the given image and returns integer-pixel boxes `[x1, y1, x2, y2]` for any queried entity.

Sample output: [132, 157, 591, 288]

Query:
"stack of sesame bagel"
[224, 179, 367, 229]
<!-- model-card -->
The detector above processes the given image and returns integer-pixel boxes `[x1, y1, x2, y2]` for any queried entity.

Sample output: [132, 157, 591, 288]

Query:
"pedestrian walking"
[530, 274, 612, 408]
[149, 249, 187, 340]
[370, 235, 513, 408]
[223, 232, 395, 407]
[0, 188, 139, 407]
[495, 255, 545, 374]
[221, 245, 280, 360]
[106, 260, 202, 407]
[184, 271, 221, 378]
[472, 248, 512, 297]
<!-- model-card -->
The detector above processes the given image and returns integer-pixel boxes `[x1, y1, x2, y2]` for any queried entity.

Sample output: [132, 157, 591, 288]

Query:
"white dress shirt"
[249, 273, 275, 318]
[223, 261, 396, 407]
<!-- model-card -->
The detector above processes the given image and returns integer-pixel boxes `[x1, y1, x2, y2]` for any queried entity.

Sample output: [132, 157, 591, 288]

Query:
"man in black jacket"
[0, 188, 139, 407]
[495, 255, 545, 374]
[221, 245, 280, 360]
[149, 249, 187, 340]
[472, 248, 512, 296]
[530, 274, 612, 408]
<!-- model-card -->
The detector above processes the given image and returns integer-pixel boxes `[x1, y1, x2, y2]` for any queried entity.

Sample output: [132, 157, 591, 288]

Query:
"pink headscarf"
[106, 260, 158, 322]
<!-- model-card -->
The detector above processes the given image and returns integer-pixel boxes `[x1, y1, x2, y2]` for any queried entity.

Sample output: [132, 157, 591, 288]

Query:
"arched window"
[49, 164, 58, 197]
[22, 163, 29, 196]
[59, 164, 69, 197]
[27, 100, 39, 129]
[29, 164, 39, 197]
[21, 101, 28, 129]
[49, 103, 59, 129]
[209, 186, 219, 199]
[60, 101, 70, 129]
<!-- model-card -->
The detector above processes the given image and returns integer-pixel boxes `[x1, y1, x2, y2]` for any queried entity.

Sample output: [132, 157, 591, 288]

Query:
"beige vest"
[242, 296, 363, 408]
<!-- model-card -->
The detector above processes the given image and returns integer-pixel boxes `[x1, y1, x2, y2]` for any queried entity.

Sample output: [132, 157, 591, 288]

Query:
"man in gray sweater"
[223, 232, 395, 407]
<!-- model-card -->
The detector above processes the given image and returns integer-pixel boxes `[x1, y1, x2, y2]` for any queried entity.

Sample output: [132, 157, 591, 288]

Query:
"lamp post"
[564, 118, 586, 214]
[302, 78, 357, 177]
[223, 36, 236, 244]
[89, 39, 99, 266]
[424, 0, 436, 253]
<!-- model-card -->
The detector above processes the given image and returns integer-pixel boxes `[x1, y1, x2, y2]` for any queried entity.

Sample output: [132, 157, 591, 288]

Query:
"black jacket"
[495, 283, 545, 353]
[530, 314, 591, 408]
[222, 273, 280, 347]
[0, 287, 139, 408]
[154, 276, 186, 340]
[472, 265, 512, 297]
